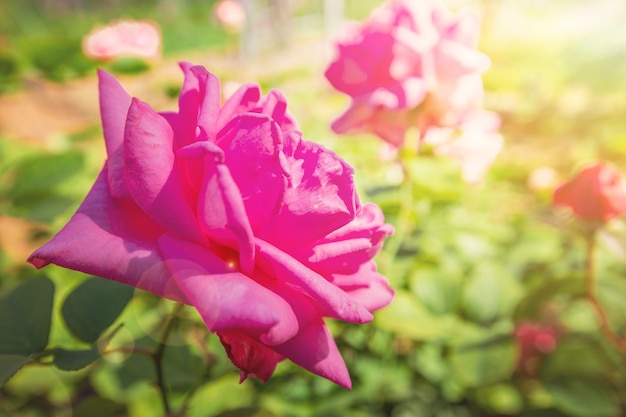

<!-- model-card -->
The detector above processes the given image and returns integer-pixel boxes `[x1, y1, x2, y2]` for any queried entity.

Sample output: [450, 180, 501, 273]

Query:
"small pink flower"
[28, 63, 394, 389]
[527, 166, 559, 192]
[82, 20, 161, 61]
[514, 321, 559, 375]
[324, 0, 491, 147]
[553, 163, 626, 222]
[515, 322, 558, 355]
[213, 0, 247, 32]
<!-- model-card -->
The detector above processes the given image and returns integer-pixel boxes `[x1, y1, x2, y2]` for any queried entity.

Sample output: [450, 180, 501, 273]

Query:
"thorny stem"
[153, 303, 185, 416]
[584, 233, 626, 354]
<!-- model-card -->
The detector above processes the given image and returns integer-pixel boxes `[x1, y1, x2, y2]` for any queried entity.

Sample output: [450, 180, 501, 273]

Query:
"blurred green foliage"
[2, 0, 626, 416]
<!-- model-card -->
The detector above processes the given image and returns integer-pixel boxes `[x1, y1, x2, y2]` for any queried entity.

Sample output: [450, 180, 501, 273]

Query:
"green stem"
[584, 234, 626, 354]
[382, 161, 415, 265]
[153, 303, 185, 416]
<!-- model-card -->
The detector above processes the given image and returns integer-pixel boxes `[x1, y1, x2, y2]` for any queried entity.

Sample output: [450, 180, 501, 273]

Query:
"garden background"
[2, 0, 626, 416]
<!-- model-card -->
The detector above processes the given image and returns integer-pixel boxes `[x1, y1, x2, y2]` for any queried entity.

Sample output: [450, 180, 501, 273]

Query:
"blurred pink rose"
[423, 109, 502, 184]
[213, 0, 247, 32]
[325, 0, 490, 147]
[28, 63, 394, 389]
[82, 20, 161, 61]
[554, 163, 626, 222]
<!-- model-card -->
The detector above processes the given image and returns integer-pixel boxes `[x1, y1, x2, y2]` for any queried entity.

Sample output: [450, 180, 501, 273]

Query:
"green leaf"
[107, 57, 150, 74]
[541, 334, 617, 378]
[55, 323, 121, 371]
[186, 375, 254, 417]
[374, 291, 455, 341]
[514, 277, 584, 320]
[62, 277, 134, 344]
[462, 265, 502, 323]
[53, 346, 100, 371]
[449, 337, 517, 388]
[406, 158, 462, 201]
[414, 344, 449, 384]
[597, 278, 626, 327]
[73, 396, 123, 417]
[20, 194, 77, 223]
[477, 383, 523, 415]
[22, 36, 96, 82]
[163, 344, 204, 393]
[410, 268, 461, 316]
[545, 376, 619, 417]
[90, 349, 156, 402]
[9, 151, 84, 201]
[352, 356, 413, 402]
[0, 277, 54, 355]
[462, 263, 521, 323]
[0, 354, 31, 386]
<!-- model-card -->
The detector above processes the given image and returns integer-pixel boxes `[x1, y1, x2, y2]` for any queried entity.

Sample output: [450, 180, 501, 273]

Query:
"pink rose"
[82, 20, 161, 61]
[213, 0, 247, 32]
[553, 163, 626, 222]
[27, 63, 394, 389]
[324, 0, 490, 146]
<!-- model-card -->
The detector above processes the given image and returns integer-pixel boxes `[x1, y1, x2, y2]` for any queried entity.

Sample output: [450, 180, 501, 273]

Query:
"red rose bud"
[554, 163, 626, 222]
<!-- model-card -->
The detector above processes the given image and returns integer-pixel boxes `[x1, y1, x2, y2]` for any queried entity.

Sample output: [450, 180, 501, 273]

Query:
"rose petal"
[325, 29, 398, 97]
[157, 233, 298, 343]
[27, 166, 187, 302]
[440, 7, 482, 48]
[307, 238, 373, 267]
[213, 119, 357, 249]
[436, 41, 490, 77]
[332, 100, 411, 147]
[331, 262, 394, 312]
[191, 65, 221, 141]
[292, 203, 393, 274]
[324, 202, 391, 241]
[261, 135, 359, 247]
[460, 109, 501, 132]
[331, 99, 377, 135]
[123, 98, 205, 243]
[255, 238, 373, 324]
[206, 163, 255, 274]
[216, 114, 288, 236]
[98, 69, 132, 199]
[272, 319, 352, 390]
[218, 82, 262, 128]
[257, 89, 299, 131]
[369, 77, 428, 109]
[179, 138, 256, 275]
[177, 61, 203, 147]
[173, 63, 210, 195]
